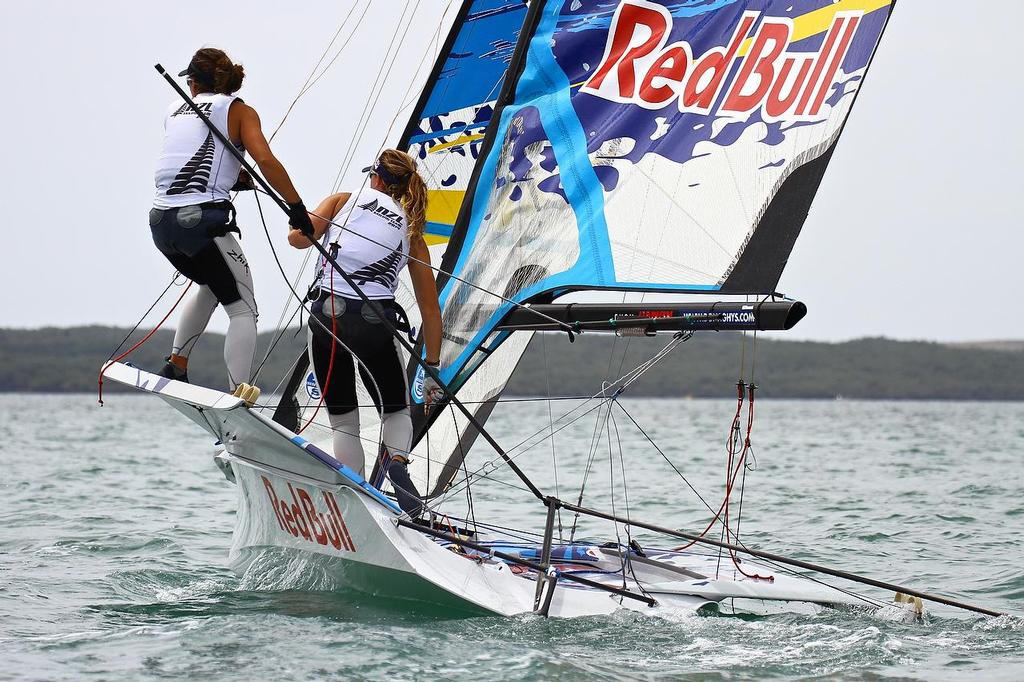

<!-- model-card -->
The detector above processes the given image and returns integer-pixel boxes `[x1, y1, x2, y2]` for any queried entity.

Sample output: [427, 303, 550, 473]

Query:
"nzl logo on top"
[358, 199, 404, 231]
[581, 0, 866, 123]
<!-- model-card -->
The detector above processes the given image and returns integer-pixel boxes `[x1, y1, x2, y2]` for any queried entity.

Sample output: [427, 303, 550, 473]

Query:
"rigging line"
[440, 516, 546, 544]
[251, 298, 302, 383]
[569, 402, 611, 542]
[330, 0, 419, 193]
[251, 240, 316, 380]
[433, 395, 615, 508]
[253, 190, 388, 451]
[610, 406, 654, 600]
[102, 271, 184, 364]
[606, 405, 628, 591]
[259, 349, 304, 414]
[98, 279, 193, 406]
[541, 334, 563, 541]
[613, 401, 719, 519]
[267, 0, 367, 143]
[435, 333, 684, 509]
[292, 1, 374, 102]
[387, 0, 459, 127]
[450, 406, 477, 535]
[332, 0, 453, 199]
[247, 394, 595, 411]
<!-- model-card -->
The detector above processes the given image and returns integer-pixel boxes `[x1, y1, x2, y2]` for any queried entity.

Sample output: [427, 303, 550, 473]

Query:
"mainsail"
[399, 0, 895, 499]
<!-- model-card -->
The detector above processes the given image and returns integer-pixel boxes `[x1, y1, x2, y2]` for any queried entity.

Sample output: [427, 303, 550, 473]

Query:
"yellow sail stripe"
[427, 133, 486, 153]
[426, 189, 465, 226]
[739, 0, 892, 55]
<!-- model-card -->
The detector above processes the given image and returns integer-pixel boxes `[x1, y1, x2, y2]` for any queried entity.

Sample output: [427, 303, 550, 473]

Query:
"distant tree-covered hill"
[1, 326, 1021, 400]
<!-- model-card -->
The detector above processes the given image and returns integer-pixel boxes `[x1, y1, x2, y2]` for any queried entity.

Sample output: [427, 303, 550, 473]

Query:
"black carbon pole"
[154, 63, 545, 501]
[559, 500, 1007, 618]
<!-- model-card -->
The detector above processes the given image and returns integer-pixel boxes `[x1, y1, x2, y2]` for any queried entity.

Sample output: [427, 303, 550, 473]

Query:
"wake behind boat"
[102, 0, 1007, 621]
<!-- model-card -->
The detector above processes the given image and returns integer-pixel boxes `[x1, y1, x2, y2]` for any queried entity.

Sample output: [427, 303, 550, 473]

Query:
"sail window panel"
[404, 0, 529, 247]
[438, 105, 580, 374]
[409, 333, 534, 499]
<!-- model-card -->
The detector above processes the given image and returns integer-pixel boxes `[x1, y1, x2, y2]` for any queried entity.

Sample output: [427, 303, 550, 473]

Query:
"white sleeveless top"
[316, 188, 410, 300]
[153, 93, 243, 209]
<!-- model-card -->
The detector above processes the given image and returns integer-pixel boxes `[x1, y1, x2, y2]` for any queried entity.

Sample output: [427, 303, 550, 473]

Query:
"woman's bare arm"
[288, 193, 350, 248]
[408, 236, 442, 365]
[233, 103, 301, 204]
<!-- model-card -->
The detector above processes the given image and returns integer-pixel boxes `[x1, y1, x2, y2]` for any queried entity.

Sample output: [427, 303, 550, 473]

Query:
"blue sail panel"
[401, 0, 529, 248]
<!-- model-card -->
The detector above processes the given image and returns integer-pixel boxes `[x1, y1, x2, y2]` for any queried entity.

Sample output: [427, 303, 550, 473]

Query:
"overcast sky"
[0, 1, 1020, 342]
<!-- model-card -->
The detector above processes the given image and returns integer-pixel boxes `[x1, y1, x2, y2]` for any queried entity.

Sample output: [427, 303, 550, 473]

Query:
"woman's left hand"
[422, 373, 444, 410]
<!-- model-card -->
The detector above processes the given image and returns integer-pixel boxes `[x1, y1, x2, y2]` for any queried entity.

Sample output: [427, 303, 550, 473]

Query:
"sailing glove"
[288, 200, 315, 237]
[230, 170, 254, 192]
[422, 370, 444, 408]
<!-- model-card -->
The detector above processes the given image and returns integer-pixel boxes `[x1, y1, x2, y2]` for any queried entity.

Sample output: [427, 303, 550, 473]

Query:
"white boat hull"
[102, 362, 877, 618]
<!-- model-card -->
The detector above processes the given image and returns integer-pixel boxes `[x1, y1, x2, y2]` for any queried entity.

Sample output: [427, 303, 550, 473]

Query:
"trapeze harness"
[307, 187, 413, 416]
[149, 92, 258, 389]
[306, 188, 423, 515]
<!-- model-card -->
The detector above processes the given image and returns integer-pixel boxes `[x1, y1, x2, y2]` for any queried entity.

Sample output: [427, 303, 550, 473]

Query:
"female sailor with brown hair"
[150, 47, 315, 392]
[288, 149, 442, 515]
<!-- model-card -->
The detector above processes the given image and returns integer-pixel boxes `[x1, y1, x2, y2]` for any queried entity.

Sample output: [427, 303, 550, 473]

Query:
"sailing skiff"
[100, 1, 984, 619]
[103, 362, 874, 617]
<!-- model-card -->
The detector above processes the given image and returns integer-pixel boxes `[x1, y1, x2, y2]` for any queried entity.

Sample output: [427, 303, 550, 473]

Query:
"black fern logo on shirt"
[167, 132, 215, 195]
[358, 198, 404, 230]
[350, 250, 402, 289]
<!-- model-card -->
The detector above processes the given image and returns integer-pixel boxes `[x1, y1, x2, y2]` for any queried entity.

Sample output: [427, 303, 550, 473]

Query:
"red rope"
[672, 383, 746, 551]
[670, 382, 774, 581]
[97, 280, 193, 406]
[725, 383, 773, 582]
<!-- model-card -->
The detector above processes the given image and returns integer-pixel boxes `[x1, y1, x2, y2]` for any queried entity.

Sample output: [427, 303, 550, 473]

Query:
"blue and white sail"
[399, 0, 896, 498]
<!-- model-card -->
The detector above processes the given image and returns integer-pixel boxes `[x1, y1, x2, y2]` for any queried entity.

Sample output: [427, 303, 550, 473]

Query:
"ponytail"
[186, 47, 245, 95]
[374, 149, 428, 239]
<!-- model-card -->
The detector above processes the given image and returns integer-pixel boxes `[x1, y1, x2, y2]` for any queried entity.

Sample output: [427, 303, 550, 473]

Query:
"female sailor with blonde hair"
[288, 149, 441, 515]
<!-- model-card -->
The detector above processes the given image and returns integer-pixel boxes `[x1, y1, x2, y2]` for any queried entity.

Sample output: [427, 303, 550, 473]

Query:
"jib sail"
[400, 0, 896, 499]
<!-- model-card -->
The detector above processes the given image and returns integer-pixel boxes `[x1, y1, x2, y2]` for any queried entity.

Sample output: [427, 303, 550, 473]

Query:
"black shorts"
[308, 296, 409, 415]
[149, 203, 245, 305]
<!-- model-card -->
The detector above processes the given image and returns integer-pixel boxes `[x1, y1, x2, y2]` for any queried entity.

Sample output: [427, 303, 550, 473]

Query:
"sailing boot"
[156, 357, 188, 383]
[387, 455, 423, 517]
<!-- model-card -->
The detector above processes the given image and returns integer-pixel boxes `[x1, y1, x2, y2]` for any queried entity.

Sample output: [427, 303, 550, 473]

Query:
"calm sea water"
[1, 394, 1022, 680]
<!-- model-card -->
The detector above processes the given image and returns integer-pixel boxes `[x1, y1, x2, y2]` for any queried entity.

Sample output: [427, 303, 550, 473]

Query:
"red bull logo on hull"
[261, 476, 356, 552]
[582, 0, 863, 122]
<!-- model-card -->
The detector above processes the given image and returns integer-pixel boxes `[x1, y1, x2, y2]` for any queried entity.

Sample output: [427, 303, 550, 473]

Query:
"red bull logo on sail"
[582, 0, 863, 122]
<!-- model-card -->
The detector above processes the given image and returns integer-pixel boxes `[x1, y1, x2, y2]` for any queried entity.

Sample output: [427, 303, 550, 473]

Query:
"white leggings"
[171, 234, 258, 390]
[327, 408, 412, 478]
